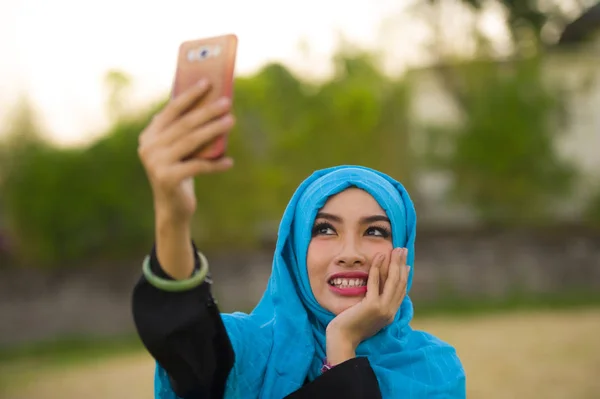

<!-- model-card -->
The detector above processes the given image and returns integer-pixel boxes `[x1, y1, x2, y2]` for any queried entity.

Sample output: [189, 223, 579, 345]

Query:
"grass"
[1, 307, 599, 399]
[414, 290, 600, 317]
[0, 335, 146, 397]
[416, 308, 600, 399]
[0, 334, 143, 366]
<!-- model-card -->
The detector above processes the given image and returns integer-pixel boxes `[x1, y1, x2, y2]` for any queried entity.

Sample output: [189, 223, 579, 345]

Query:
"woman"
[132, 80, 466, 398]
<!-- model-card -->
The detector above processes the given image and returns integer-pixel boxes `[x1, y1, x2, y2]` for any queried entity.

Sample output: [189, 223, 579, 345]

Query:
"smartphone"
[172, 34, 238, 160]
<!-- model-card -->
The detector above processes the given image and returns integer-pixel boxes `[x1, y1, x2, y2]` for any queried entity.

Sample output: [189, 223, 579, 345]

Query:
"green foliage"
[192, 53, 412, 250]
[423, 58, 577, 225]
[0, 50, 412, 267]
[584, 184, 600, 227]
[2, 111, 155, 266]
[104, 70, 133, 121]
[0, 47, 591, 267]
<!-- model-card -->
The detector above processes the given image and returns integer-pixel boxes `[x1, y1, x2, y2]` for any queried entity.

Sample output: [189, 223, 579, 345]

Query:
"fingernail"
[197, 79, 208, 87]
[221, 157, 234, 166]
[217, 97, 231, 106]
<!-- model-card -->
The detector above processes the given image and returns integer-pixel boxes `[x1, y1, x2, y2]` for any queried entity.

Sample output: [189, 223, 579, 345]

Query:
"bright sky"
[0, 0, 437, 146]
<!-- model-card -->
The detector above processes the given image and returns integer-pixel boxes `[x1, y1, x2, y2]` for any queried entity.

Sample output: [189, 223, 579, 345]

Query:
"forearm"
[154, 211, 194, 280]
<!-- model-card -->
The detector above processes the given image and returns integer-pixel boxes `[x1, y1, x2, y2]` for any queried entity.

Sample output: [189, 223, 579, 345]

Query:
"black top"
[132, 243, 382, 399]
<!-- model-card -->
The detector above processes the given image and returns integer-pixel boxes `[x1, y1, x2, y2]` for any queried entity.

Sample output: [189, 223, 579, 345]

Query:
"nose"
[334, 237, 367, 268]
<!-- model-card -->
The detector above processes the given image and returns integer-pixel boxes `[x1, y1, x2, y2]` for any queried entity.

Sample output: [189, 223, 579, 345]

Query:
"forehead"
[320, 187, 386, 215]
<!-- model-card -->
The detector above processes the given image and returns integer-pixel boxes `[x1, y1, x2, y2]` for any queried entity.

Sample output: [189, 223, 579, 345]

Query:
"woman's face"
[306, 188, 393, 316]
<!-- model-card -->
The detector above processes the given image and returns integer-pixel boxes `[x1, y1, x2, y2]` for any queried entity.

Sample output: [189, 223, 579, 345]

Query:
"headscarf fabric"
[155, 165, 466, 398]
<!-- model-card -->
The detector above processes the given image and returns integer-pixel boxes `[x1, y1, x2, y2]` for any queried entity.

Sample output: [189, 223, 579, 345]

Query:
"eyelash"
[311, 222, 391, 239]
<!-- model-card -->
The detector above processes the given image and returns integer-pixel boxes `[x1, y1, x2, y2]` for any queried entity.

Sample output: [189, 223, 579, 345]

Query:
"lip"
[329, 285, 368, 296]
[327, 271, 369, 297]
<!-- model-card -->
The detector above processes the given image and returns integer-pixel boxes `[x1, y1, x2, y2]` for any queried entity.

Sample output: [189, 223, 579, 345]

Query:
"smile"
[328, 277, 367, 288]
[327, 272, 369, 296]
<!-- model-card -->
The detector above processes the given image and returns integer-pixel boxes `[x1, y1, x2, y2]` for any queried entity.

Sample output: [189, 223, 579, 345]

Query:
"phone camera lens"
[199, 48, 210, 59]
[187, 49, 196, 61]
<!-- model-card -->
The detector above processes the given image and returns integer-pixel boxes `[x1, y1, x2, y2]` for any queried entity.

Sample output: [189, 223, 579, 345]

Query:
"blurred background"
[1, 0, 599, 398]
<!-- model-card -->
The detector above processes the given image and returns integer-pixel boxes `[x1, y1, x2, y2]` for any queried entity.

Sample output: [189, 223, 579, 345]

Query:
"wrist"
[155, 203, 191, 226]
[326, 321, 360, 349]
[154, 198, 193, 228]
[326, 328, 357, 366]
[154, 212, 194, 280]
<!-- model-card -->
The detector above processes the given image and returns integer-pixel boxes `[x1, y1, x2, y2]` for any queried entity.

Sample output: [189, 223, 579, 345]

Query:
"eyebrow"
[315, 212, 390, 225]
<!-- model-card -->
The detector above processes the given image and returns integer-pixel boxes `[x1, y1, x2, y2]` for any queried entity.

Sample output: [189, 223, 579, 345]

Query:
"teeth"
[329, 278, 367, 288]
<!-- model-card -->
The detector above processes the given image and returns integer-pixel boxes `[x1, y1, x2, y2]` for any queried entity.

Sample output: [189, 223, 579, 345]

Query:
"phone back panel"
[172, 34, 238, 159]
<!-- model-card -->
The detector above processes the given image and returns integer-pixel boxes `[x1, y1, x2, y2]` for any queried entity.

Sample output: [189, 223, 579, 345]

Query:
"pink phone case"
[172, 34, 238, 159]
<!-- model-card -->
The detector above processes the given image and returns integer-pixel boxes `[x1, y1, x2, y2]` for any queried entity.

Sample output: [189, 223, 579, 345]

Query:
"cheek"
[306, 240, 333, 281]
[365, 240, 394, 258]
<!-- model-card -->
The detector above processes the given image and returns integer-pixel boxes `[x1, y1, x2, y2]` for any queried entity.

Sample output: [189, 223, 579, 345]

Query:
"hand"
[326, 248, 410, 362]
[138, 79, 236, 225]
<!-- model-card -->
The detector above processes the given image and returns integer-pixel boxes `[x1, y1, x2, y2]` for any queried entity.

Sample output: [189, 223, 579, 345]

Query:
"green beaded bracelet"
[142, 251, 209, 292]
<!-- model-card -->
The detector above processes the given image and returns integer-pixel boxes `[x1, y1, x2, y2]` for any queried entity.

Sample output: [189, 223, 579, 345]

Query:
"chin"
[328, 297, 363, 315]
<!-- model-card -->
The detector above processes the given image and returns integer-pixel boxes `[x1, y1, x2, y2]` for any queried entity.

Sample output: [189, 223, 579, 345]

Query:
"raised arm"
[132, 79, 236, 398]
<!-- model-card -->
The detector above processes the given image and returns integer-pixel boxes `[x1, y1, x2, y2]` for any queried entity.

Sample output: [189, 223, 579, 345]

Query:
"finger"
[379, 251, 390, 294]
[168, 114, 235, 161]
[381, 248, 402, 304]
[366, 254, 384, 299]
[152, 80, 211, 130]
[162, 97, 232, 146]
[393, 249, 410, 305]
[171, 157, 234, 181]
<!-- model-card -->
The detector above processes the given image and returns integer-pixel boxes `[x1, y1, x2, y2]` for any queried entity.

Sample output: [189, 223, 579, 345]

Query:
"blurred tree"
[401, 0, 582, 225]
[0, 48, 412, 267]
[0, 37, 587, 266]
[427, 0, 600, 51]
[0, 96, 48, 154]
[104, 70, 133, 121]
[1, 108, 158, 267]
[0, 97, 54, 264]
[584, 185, 600, 227]
[423, 58, 576, 225]
[194, 51, 412, 249]
[558, 2, 600, 45]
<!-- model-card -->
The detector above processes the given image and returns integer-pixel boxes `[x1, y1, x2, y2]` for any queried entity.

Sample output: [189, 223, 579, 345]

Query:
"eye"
[365, 226, 391, 238]
[312, 222, 336, 236]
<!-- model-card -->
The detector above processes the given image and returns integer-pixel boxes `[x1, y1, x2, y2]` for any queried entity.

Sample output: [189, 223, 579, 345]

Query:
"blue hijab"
[156, 165, 465, 398]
